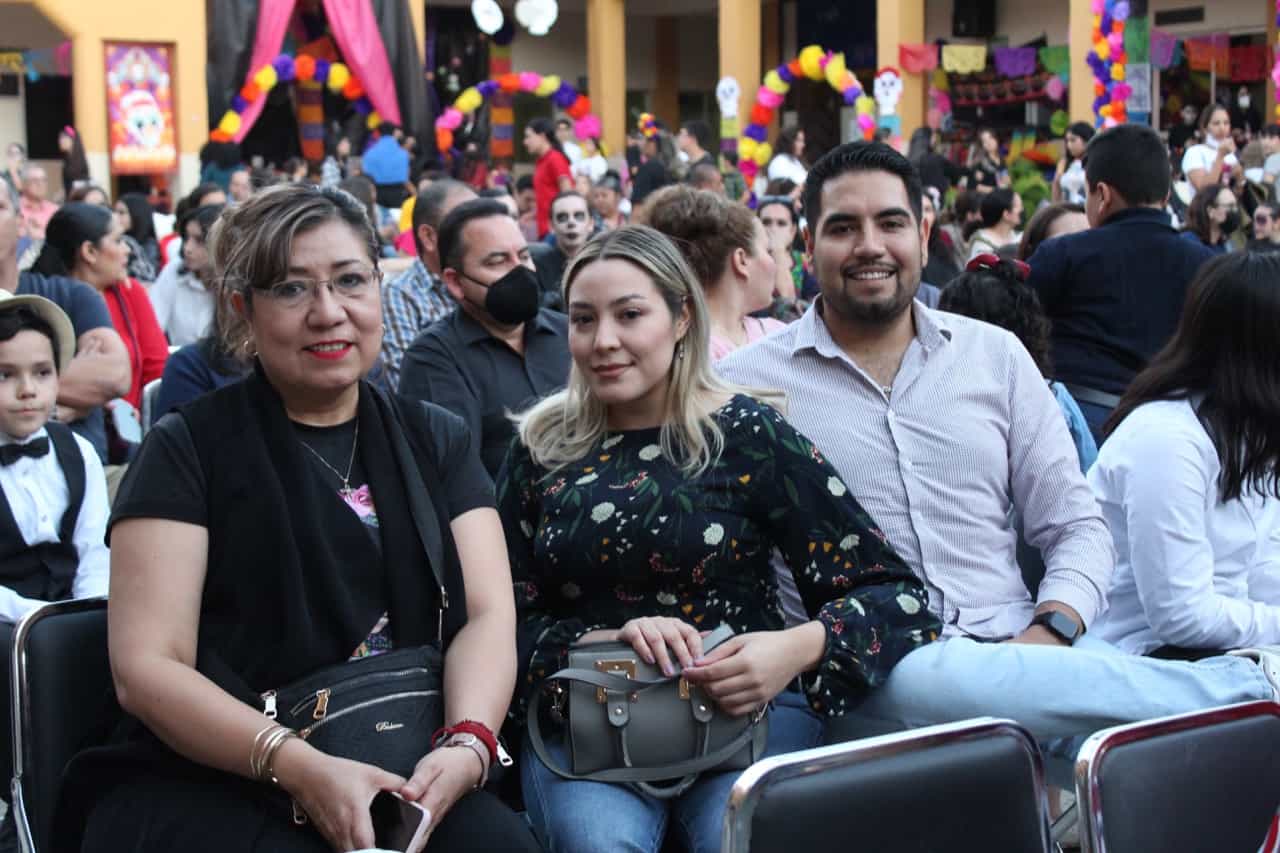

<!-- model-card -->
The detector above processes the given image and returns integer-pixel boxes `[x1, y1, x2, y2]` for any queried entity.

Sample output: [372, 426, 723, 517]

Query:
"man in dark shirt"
[1027, 124, 1216, 441]
[530, 191, 593, 312]
[0, 187, 130, 465]
[677, 120, 717, 175]
[399, 199, 570, 476]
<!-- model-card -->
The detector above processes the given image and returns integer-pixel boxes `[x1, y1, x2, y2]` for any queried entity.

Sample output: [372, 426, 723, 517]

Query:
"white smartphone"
[371, 791, 432, 853]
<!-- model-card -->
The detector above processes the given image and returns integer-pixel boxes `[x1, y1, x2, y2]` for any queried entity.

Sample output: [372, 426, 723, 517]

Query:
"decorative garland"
[434, 72, 602, 154]
[1086, 0, 1132, 128]
[1273, 0, 1280, 120]
[209, 52, 381, 143]
[737, 45, 875, 185]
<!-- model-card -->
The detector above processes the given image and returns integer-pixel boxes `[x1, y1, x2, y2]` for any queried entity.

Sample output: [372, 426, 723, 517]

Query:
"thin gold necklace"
[298, 420, 360, 498]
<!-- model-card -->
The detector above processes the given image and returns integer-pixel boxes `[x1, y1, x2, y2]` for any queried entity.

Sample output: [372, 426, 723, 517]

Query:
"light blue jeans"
[826, 635, 1275, 747]
[522, 690, 822, 853]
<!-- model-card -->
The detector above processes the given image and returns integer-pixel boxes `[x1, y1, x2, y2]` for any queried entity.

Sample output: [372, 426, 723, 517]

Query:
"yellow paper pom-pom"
[738, 137, 757, 161]
[753, 142, 773, 167]
[1274, 103, 1280, 119]
[1094, 40, 1110, 61]
[365, 110, 382, 130]
[1099, 104, 1113, 118]
[327, 63, 351, 93]
[764, 70, 789, 95]
[253, 65, 278, 92]
[824, 53, 848, 91]
[799, 45, 826, 81]
[218, 111, 242, 136]
[1111, 63, 1125, 81]
[535, 74, 561, 97]
[856, 95, 876, 116]
[454, 87, 484, 114]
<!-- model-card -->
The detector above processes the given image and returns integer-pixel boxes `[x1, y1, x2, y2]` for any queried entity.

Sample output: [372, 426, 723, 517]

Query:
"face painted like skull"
[121, 90, 164, 150]
[874, 69, 904, 116]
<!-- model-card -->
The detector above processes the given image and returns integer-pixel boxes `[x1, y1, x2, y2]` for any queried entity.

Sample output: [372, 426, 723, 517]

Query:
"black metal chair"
[10, 597, 113, 853]
[723, 717, 1053, 853]
[1074, 700, 1280, 853]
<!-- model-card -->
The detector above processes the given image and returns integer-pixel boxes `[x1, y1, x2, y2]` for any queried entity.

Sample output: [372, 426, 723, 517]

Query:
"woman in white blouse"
[1182, 103, 1241, 191]
[767, 127, 808, 186]
[1089, 252, 1280, 657]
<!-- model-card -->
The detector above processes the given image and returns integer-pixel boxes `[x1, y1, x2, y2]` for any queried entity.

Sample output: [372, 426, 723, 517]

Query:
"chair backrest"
[1075, 700, 1280, 853]
[140, 378, 163, 435]
[723, 717, 1052, 853]
[10, 597, 113, 853]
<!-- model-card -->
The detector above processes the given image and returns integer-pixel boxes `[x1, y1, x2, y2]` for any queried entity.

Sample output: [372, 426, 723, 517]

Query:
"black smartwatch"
[1031, 610, 1083, 645]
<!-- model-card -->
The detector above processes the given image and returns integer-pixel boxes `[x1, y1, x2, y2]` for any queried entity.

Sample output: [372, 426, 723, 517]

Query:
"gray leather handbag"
[526, 624, 769, 799]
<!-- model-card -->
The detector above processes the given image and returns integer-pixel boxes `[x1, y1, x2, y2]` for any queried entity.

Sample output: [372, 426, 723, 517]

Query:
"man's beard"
[823, 266, 918, 326]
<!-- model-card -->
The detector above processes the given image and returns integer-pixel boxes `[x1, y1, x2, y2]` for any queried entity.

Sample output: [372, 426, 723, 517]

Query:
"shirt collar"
[0, 426, 48, 447]
[791, 296, 952, 361]
[455, 306, 558, 345]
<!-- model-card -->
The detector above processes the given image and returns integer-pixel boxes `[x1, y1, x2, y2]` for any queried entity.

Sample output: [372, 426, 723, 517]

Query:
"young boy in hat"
[0, 289, 108, 624]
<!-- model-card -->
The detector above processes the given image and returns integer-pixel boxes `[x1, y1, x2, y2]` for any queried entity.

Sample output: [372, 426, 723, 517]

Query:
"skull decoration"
[874, 67, 904, 117]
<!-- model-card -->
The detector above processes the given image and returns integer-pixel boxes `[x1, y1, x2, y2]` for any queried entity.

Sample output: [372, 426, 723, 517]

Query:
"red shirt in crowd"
[102, 278, 169, 409]
[533, 148, 572, 238]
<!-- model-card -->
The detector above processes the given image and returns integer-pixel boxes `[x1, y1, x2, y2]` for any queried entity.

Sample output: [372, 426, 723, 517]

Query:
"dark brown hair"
[633, 184, 757, 288]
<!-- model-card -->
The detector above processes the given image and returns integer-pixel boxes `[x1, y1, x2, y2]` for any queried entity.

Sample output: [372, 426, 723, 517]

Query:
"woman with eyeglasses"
[1248, 202, 1280, 252]
[60, 184, 539, 853]
[1181, 184, 1240, 254]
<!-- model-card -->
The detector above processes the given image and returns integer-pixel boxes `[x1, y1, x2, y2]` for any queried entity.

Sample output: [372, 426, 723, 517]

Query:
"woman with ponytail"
[33, 203, 168, 414]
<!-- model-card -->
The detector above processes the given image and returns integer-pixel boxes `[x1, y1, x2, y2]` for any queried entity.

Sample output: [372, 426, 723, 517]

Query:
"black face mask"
[462, 264, 541, 325]
[1221, 209, 1242, 236]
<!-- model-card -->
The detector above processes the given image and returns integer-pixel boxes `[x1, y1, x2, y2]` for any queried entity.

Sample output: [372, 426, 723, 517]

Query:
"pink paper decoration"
[574, 114, 602, 140]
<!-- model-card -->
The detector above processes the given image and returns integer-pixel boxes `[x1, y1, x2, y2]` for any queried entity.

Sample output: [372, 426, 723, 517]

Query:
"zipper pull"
[496, 739, 514, 768]
[262, 690, 278, 720]
[313, 688, 331, 721]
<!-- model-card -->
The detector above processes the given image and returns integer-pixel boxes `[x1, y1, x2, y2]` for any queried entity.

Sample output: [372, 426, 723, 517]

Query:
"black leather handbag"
[260, 644, 444, 780]
[527, 625, 769, 799]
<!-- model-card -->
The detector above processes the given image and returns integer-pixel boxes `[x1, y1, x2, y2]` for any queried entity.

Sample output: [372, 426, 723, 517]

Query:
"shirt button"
[903, 459, 914, 470]
[886, 411, 896, 421]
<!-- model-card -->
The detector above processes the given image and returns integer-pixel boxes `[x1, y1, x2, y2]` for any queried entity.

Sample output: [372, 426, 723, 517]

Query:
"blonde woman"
[497, 225, 939, 853]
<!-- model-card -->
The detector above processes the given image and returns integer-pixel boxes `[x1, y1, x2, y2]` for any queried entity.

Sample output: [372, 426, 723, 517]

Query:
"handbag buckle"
[594, 659, 636, 704]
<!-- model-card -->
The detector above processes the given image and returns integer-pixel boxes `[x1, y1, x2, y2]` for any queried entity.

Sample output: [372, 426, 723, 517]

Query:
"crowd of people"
[0, 99, 1277, 853]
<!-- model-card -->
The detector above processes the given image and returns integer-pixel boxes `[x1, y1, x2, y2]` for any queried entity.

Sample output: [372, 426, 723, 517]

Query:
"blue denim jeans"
[825, 635, 1275, 746]
[522, 690, 822, 853]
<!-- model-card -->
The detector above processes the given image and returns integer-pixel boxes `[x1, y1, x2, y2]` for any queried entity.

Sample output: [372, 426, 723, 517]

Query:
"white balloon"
[471, 0, 504, 35]
[514, 0, 536, 28]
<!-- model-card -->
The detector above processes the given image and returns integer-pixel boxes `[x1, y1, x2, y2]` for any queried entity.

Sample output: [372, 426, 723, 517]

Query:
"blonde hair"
[515, 225, 757, 476]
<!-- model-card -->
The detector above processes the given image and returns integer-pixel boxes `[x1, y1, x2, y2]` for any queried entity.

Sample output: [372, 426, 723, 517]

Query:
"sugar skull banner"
[105, 43, 178, 175]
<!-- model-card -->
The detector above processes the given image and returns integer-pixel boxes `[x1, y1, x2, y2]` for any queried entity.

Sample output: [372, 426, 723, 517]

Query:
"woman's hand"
[617, 616, 704, 676]
[399, 746, 485, 838]
[682, 623, 825, 717]
[273, 740, 406, 852]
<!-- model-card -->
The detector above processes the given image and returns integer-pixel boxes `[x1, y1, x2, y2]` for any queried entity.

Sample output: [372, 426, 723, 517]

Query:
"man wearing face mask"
[530, 191, 595, 312]
[1231, 86, 1262, 139]
[398, 199, 571, 476]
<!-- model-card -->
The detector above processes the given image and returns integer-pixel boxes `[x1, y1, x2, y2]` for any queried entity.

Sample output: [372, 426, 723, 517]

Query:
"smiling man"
[719, 141, 1279, 747]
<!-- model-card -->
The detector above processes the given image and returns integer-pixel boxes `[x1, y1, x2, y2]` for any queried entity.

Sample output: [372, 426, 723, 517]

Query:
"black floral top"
[497, 394, 941, 720]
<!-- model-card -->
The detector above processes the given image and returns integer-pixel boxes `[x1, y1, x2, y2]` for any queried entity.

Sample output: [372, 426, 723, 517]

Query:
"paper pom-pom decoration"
[366, 111, 382, 130]
[239, 81, 262, 103]
[763, 70, 788, 94]
[535, 75, 561, 97]
[752, 142, 773, 167]
[342, 78, 365, 101]
[294, 55, 316, 82]
[439, 108, 463, 130]
[218, 112, 241, 135]
[574, 115, 601, 140]
[638, 112, 658, 138]
[455, 87, 484, 113]
[798, 45, 826, 81]
[824, 53, 848, 91]
[857, 113, 876, 132]
[437, 128, 455, 152]
[757, 87, 784, 109]
[253, 65, 278, 92]
[738, 137, 757, 161]
[750, 104, 774, 126]
[327, 63, 351, 93]
[566, 94, 592, 120]
[519, 72, 542, 92]
[272, 55, 296, 82]
[498, 73, 522, 93]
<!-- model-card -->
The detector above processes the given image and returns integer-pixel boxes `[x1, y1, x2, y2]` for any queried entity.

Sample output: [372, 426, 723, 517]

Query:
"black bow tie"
[0, 437, 49, 466]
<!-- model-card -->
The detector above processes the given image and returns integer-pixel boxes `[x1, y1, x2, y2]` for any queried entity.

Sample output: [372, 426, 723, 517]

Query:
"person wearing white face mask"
[1183, 103, 1242, 191]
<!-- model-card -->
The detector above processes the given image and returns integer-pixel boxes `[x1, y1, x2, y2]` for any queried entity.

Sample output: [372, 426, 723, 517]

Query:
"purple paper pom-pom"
[843, 88, 859, 106]
[777, 65, 796, 84]
[314, 59, 331, 85]
[352, 97, 372, 116]
[272, 54, 296, 82]
[744, 124, 768, 142]
[551, 83, 577, 108]
[477, 80, 500, 97]
[230, 94, 247, 112]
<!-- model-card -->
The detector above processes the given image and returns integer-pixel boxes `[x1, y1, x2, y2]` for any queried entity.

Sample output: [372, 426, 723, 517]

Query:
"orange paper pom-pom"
[294, 55, 316, 82]
[567, 94, 592, 120]
[240, 82, 262, 103]
[498, 73, 522, 93]
[787, 60, 804, 78]
[1094, 82, 1106, 96]
[436, 128, 454, 151]
[342, 78, 365, 101]
[210, 129, 231, 142]
[751, 103, 774, 126]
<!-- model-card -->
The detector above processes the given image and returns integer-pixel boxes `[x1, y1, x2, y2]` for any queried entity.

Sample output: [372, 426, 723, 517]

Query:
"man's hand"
[1007, 624, 1068, 647]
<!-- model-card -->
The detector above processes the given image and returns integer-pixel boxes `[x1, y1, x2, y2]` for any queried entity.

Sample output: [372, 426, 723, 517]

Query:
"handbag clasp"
[594, 659, 636, 703]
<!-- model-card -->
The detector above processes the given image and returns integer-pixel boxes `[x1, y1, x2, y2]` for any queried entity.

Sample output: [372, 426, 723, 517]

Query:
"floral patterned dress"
[497, 394, 941, 722]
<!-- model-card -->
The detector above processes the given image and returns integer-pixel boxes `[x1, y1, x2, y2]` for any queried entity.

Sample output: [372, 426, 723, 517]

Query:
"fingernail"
[692, 656, 705, 665]
[644, 654, 655, 665]
[663, 665, 674, 676]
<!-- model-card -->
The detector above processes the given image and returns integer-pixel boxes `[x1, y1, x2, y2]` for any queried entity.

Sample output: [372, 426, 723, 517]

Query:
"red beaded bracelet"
[431, 720, 499, 765]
